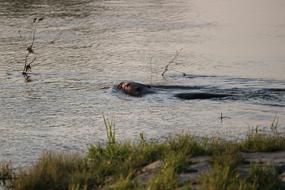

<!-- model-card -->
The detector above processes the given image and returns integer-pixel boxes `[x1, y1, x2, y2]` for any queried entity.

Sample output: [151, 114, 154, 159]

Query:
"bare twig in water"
[27, 56, 37, 70]
[49, 31, 63, 44]
[17, 30, 26, 48]
[162, 48, 183, 78]
[22, 54, 36, 81]
[148, 56, 153, 84]
[22, 52, 29, 75]
[19, 17, 45, 81]
[219, 113, 231, 122]
[18, 30, 23, 40]
[26, 18, 39, 54]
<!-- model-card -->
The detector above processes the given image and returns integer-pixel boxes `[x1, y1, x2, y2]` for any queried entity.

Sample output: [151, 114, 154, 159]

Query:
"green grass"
[239, 127, 285, 152]
[199, 160, 281, 190]
[1, 120, 285, 190]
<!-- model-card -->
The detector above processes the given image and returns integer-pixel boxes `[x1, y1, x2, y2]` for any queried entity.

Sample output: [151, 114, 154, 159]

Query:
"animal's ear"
[125, 82, 130, 87]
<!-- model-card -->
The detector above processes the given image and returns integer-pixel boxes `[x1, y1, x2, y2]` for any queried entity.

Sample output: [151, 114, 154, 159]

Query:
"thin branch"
[31, 60, 41, 67]
[31, 26, 36, 49]
[22, 52, 29, 74]
[162, 48, 183, 78]
[148, 56, 153, 84]
[28, 56, 37, 66]
[17, 30, 26, 48]
[49, 31, 63, 44]
[18, 30, 23, 39]
[27, 21, 38, 53]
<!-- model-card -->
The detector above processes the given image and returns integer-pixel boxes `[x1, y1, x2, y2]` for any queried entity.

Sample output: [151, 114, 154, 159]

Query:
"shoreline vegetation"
[1, 118, 285, 190]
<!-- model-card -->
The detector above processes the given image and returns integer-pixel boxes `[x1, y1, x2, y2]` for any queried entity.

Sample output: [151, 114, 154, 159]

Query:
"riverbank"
[1, 120, 285, 190]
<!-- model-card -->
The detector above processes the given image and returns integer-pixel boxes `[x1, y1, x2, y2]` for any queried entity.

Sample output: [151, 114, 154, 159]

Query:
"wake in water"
[112, 75, 285, 107]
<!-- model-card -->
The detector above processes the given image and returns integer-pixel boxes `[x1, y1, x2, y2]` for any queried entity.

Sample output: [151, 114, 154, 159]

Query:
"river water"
[0, 0, 284, 167]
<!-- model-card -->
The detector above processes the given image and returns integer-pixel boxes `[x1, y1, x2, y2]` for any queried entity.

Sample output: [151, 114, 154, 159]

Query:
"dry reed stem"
[161, 48, 183, 78]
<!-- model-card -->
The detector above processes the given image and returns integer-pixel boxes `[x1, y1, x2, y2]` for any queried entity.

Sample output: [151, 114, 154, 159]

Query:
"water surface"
[0, 0, 284, 167]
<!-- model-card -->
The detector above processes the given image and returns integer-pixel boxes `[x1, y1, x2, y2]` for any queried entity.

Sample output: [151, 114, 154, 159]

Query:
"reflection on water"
[0, 0, 284, 167]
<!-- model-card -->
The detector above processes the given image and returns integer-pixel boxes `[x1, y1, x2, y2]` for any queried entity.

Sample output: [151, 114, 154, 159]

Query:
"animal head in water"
[117, 82, 152, 97]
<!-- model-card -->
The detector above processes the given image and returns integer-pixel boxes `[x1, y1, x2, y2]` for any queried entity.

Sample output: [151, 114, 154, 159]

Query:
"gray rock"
[178, 160, 210, 187]
[184, 162, 211, 173]
[135, 172, 155, 185]
[188, 156, 211, 163]
[178, 173, 199, 185]
[241, 151, 285, 164]
[176, 185, 201, 190]
[241, 151, 285, 172]
[176, 183, 201, 190]
[135, 160, 164, 184]
[141, 160, 164, 173]
[236, 164, 251, 178]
